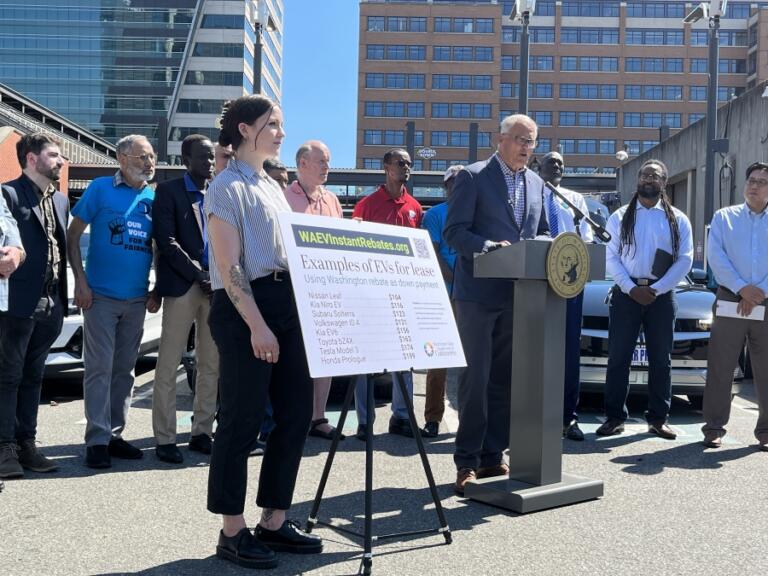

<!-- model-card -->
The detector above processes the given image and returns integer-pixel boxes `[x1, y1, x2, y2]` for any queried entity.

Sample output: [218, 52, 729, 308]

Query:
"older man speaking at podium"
[445, 114, 549, 495]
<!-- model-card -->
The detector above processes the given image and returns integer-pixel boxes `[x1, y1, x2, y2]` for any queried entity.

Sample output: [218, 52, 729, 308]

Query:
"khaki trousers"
[152, 284, 219, 444]
[703, 288, 768, 443]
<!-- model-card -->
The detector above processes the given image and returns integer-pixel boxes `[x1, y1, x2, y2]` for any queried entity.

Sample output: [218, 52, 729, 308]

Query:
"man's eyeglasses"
[390, 159, 412, 168]
[511, 136, 537, 149]
[747, 177, 768, 188]
[639, 172, 664, 182]
[123, 153, 156, 163]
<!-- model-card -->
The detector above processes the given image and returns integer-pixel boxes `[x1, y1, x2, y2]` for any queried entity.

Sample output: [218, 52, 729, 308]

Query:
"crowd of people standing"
[1, 100, 766, 570]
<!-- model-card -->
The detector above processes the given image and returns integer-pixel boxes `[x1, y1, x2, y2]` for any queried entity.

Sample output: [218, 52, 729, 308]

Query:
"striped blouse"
[205, 158, 291, 289]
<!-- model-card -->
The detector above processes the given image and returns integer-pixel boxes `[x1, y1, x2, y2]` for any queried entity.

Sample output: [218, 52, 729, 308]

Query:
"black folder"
[651, 248, 674, 279]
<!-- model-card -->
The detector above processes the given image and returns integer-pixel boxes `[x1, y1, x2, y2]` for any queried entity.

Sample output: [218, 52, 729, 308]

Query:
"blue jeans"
[604, 287, 677, 424]
[354, 371, 413, 426]
[0, 303, 63, 444]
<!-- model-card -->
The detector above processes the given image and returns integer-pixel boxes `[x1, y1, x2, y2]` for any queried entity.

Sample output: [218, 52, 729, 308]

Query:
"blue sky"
[280, 0, 360, 168]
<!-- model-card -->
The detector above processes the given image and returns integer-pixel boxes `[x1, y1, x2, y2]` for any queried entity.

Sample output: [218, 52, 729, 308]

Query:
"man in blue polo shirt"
[67, 134, 160, 469]
[420, 165, 461, 438]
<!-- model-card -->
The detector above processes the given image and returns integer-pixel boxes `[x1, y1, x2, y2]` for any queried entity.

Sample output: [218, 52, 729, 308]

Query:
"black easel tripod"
[305, 370, 452, 575]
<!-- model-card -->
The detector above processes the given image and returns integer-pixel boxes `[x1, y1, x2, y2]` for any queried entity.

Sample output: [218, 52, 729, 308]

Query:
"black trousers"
[207, 276, 313, 515]
[0, 301, 63, 444]
[605, 287, 677, 424]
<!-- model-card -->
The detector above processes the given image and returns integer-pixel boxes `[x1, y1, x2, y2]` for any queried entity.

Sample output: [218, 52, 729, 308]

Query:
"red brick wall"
[0, 129, 69, 194]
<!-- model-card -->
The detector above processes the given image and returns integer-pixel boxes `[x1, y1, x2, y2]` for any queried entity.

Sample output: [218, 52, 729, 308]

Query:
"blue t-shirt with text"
[72, 176, 155, 300]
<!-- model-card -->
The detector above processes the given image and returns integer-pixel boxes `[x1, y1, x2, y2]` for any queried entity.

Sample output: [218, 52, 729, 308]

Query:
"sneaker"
[85, 445, 111, 469]
[17, 439, 58, 473]
[189, 434, 213, 455]
[255, 520, 323, 554]
[156, 443, 183, 464]
[108, 437, 143, 459]
[0, 443, 23, 479]
[454, 467, 476, 495]
[216, 528, 278, 569]
[421, 421, 439, 438]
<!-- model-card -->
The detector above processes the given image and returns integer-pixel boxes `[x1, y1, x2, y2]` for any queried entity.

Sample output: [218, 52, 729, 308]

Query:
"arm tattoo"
[226, 264, 254, 317]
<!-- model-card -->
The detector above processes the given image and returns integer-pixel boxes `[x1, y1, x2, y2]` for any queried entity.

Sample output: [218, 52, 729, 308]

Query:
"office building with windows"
[358, 0, 768, 174]
[0, 0, 283, 162]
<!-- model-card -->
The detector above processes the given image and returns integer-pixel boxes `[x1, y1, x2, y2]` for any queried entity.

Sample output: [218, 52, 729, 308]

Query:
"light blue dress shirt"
[605, 200, 693, 295]
[708, 203, 768, 295]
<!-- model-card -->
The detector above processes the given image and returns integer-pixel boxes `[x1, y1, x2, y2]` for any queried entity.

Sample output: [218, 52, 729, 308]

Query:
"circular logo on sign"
[546, 232, 590, 299]
[424, 342, 435, 357]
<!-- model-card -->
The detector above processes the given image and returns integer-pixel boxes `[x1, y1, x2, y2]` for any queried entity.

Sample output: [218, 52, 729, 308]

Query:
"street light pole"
[254, 21, 264, 94]
[704, 14, 721, 225]
[519, 11, 530, 115]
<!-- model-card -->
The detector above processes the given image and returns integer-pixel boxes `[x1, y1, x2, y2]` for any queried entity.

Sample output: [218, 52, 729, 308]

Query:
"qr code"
[413, 238, 430, 259]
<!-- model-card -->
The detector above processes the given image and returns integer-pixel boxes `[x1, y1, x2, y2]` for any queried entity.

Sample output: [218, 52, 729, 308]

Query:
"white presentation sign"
[278, 212, 467, 378]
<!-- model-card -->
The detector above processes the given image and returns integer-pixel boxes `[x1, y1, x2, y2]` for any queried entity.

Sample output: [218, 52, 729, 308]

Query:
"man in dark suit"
[0, 133, 68, 479]
[151, 134, 218, 463]
[445, 114, 548, 495]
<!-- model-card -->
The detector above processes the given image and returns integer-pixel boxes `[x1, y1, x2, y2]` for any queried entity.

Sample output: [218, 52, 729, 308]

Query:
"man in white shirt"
[539, 152, 593, 441]
[597, 159, 693, 439]
[702, 161, 768, 450]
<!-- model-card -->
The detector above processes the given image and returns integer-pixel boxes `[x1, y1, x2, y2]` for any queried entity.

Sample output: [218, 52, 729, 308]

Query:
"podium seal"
[546, 232, 590, 299]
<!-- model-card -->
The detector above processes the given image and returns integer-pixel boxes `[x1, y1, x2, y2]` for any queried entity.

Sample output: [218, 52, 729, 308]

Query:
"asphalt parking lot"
[2, 367, 767, 576]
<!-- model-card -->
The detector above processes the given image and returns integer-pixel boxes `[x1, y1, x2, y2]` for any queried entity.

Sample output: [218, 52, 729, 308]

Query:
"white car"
[44, 231, 163, 378]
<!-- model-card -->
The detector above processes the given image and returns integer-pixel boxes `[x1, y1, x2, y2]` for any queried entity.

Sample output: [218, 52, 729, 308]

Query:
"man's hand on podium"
[482, 240, 511, 254]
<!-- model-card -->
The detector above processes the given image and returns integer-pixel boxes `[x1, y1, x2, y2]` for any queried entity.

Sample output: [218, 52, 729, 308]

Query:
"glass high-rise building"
[0, 0, 283, 161]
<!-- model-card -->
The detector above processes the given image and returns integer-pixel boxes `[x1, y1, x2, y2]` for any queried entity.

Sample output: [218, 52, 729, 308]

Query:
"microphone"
[544, 182, 612, 243]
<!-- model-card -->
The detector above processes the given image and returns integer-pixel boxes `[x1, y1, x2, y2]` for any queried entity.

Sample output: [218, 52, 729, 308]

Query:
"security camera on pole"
[683, 1, 731, 225]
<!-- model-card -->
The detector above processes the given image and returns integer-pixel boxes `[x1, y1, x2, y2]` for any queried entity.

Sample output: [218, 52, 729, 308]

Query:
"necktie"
[548, 190, 560, 237]
[197, 194, 209, 269]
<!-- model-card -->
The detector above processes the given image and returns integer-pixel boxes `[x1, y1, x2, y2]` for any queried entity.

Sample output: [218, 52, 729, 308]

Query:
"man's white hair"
[116, 134, 150, 155]
[499, 114, 537, 135]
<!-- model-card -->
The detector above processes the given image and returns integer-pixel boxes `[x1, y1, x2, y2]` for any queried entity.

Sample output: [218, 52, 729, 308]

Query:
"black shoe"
[85, 445, 111, 469]
[156, 443, 183, 463]
[108, 437, 143, 460]
[563, 421, 585, 441]
[216, 528, 278, 569]
[421, 421, 439, 438]
[355, 424, 368, 441]
[596, 418, 625, 436]
[255, 520, 323, 554]
[189, 434, 213, 455]
[17, 439, 58, 472]
[388, 416, 416, 438]
[249, 439, 266, 457]
[0, 443, 24, 479]
[648, 422, 677, 440]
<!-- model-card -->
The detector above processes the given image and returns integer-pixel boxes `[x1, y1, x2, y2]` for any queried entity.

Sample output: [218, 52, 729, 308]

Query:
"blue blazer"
[1, 174, 69, 318]
[445, 157, 548, 308]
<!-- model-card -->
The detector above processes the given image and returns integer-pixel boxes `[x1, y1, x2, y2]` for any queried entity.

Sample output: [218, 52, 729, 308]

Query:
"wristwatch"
[481, 240, 495, 254]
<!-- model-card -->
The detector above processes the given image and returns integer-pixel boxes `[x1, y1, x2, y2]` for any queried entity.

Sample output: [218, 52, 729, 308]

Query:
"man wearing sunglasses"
[352, 148, 423, 439]
[445, 114, 549, 495]
[702, 162, 768, 451]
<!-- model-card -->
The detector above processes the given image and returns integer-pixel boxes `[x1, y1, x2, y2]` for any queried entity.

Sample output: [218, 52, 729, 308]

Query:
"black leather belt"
[253, 270, 289, 283]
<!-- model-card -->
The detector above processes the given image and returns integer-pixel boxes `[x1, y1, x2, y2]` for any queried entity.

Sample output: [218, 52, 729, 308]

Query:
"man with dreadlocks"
[596, 159, 693, 439]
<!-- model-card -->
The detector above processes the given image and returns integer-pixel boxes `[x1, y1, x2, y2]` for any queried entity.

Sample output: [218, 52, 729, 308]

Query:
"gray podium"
[464, 239, 605, 513]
